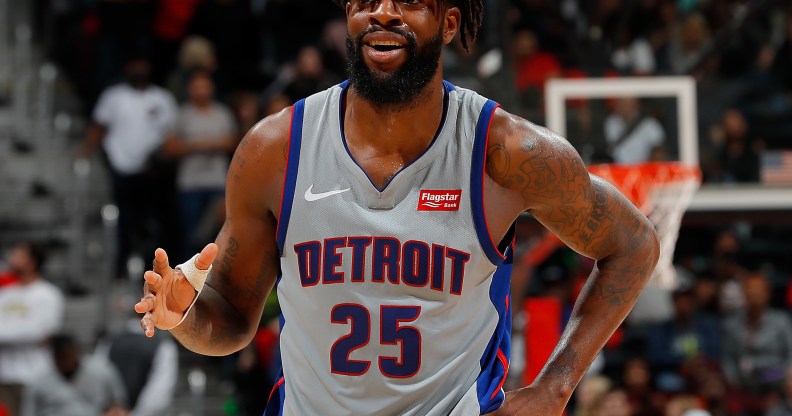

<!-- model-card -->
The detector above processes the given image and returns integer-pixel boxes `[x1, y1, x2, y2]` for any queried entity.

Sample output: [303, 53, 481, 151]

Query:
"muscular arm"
[168, 109, 292, 356]
[485, 110, 660, 411]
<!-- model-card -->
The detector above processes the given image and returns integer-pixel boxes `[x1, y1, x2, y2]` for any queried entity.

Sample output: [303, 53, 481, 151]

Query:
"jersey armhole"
[470, 100, 510, 265]
[275, 99, 305, 256]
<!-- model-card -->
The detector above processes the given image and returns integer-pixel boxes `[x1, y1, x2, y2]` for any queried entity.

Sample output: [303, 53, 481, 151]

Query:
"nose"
[369, 0, 403, 28]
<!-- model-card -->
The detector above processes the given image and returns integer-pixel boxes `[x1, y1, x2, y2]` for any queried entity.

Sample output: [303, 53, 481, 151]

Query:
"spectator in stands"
[574, 375, 611, 416]
[679, 356, 731, 416]
[664, 395, 708, 416]
[150, 0, 203, 86]
[166, 36, 218, 102]
[722, 272, 792, 398]
[766, 364, 792, 416]
[320, 18, 350, 79]
[692, 273, 720, 316]
[604, 96, 666, 164]
[163, 70, 237, 259]
[512, 29, 562, 110]
[188, 0, 262, 93]
[96, 316, 178, 416]
[0, 242, 64, 386]
[611, 28, 657, 75]
[592, 387, 632, 416]
[622, 357, 664, 416]
[710, 229, 746, 313]
[283, 45, 340, 103]
[23, 334, 127, 416]
[646, 284, 721, 378]
[712, 108, 762, 183]
[79, 56, 178, 278]
[263, 93, 292, 118]
[228, 91, 262, 138]
[667, 13, 712, 76]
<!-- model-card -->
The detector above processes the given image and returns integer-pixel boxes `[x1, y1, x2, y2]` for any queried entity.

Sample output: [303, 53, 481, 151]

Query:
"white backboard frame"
[545, 77, 792, 211]
[546, 76, 698, 165]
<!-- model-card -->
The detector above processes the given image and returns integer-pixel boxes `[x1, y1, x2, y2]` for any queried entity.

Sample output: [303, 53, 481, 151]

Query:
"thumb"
[195, 243, 219, 270]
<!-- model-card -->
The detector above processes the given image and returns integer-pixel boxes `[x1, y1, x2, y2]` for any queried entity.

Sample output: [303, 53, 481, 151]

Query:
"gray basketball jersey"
[266, 81, 513, 416]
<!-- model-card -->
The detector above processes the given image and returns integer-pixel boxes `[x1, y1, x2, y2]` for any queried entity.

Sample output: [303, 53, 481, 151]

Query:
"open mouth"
[367, 41, 405, 52]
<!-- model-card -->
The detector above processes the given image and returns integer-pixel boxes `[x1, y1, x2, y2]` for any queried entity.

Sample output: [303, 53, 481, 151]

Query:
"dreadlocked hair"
[332, 0, 484, 51]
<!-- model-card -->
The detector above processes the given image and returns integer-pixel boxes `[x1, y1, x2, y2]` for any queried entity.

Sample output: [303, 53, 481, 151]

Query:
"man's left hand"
[485, 386, 568, 416]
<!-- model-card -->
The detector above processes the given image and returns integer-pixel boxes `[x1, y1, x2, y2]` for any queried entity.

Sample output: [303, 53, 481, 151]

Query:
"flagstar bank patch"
[418, 190, 462, 211]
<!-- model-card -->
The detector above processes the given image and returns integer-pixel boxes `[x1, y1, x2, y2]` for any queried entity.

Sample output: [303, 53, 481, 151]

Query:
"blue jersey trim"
[264, 371, 285, 416]
[476, 235, 514, 413]
[266, 273, 285, 416]
[470, 99, 506, 265]
[276, 99, 305, 256]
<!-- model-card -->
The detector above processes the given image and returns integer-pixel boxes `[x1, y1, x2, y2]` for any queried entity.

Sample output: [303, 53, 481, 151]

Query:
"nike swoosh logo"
[304, 185, 351, 202]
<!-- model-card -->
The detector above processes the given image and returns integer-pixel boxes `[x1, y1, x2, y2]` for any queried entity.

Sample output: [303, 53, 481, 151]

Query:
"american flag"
[761, 151, 792, 184]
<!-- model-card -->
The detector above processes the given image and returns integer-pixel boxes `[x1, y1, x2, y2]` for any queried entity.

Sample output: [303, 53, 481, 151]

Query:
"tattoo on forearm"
[216, 237, 240, 285]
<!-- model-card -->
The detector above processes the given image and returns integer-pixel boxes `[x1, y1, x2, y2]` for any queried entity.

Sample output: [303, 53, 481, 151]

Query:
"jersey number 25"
[330, 304, 421, 378]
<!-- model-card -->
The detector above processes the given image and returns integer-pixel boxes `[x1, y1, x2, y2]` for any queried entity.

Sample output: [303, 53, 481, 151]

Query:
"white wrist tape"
[167, 253, 212, 329]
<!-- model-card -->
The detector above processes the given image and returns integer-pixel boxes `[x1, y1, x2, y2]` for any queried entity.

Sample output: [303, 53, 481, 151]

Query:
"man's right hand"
[134, 244, 218, 337]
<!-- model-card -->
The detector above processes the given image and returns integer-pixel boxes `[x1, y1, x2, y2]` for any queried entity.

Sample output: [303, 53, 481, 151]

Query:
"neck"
[345, 76, 446, 154]
[18, 272, 39, 285]
[194, 100, 212, 110]
[747, 308, 764, 325]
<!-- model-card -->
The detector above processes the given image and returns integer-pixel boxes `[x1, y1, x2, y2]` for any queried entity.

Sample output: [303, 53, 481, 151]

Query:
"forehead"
[10, 244, 30, 256]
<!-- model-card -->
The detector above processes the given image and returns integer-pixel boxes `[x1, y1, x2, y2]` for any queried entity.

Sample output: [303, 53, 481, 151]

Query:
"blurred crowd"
[513, 226, 792, 416]
[1, 0, 789, 415]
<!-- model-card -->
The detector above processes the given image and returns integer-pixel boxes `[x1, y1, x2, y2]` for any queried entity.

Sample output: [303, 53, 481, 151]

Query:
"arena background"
[0, 0, 790, 415]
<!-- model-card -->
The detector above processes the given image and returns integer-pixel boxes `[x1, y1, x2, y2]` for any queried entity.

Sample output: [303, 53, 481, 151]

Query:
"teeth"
[370, 40, 401, 47]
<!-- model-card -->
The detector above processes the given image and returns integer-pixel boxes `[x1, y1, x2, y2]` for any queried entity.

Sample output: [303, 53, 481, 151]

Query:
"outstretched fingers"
[152, 248, 171, 277]
[136, 292, 158, 337]
[140, 311, 158, 337]
[195, 243, 219, 270]
[143, 270, 163, 292]
[134, 293, 155, 314]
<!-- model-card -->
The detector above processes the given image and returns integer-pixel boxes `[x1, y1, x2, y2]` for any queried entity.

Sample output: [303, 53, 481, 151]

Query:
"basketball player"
[134, 1, 660, 414]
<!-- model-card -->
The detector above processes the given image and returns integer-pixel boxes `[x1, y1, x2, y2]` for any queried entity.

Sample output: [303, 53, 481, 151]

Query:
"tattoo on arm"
[216, 237, 240, 285]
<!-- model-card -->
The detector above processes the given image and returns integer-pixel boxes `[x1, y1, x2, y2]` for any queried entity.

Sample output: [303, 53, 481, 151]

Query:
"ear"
[442, 6, 461, 45]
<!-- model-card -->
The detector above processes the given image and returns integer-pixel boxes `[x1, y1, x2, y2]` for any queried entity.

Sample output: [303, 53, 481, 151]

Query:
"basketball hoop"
[588, 162, 701, 289]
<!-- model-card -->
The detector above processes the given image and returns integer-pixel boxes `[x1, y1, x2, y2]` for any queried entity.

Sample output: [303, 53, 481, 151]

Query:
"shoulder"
[213, 102, 235, 117]
[486, 107, 586, 195]
[766, 309, 792, 325]
[229, 106, 294, 212]
[97, 84, 127, 102]
[489, 107, 574, 157]
[31, 280, 64, 302]
[149, 84, 173, 97]
[82, 355, 122, 380]
[242, 106, 292, 158]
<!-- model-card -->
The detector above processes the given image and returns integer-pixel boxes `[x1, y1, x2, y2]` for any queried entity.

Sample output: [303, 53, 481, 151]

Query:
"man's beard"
[346, 27, 443, 109]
